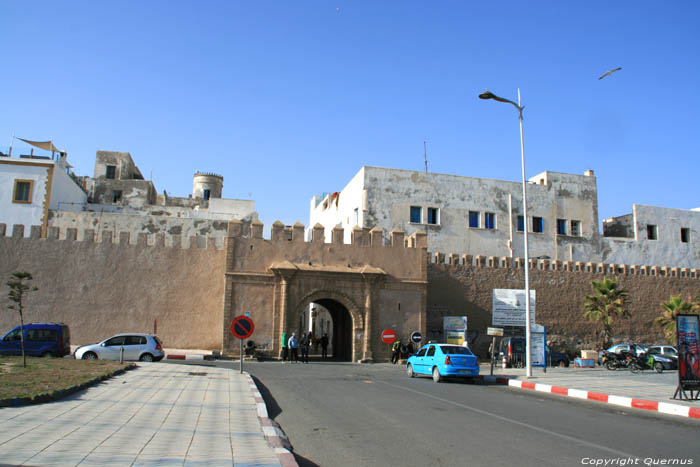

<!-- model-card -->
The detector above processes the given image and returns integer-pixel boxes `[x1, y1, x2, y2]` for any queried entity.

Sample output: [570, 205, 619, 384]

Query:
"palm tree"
[583, 276, 629, 349]
[655, 296, 698, 345]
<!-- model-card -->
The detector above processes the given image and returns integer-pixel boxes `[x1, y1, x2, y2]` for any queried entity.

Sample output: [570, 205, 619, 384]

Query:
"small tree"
[6, 272, 38, 368]
[655, 296, 698, 345]
[583, 276, 629, 349]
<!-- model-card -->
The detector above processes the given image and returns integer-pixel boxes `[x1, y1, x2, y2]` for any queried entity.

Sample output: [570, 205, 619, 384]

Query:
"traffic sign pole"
[230, 316, 255, 374]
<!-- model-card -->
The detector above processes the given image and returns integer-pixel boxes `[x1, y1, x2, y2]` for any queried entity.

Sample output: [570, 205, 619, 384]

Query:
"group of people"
[391, 339, 415, 364]
[281, 331, 329, 363]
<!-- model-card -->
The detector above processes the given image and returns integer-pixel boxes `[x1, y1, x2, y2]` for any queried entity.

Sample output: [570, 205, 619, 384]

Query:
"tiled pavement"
[0, 364, 282, 466]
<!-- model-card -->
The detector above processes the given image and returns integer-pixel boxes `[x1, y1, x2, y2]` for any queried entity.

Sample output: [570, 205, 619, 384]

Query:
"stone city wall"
[0, 224, 225, 350]
[427, 253, 700, 358]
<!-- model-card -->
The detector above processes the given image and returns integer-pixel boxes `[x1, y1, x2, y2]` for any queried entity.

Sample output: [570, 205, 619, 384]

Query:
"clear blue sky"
[2, 1, 699, 232]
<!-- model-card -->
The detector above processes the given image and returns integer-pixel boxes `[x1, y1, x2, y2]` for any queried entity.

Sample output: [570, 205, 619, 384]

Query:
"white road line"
[377, 380, 641, 460]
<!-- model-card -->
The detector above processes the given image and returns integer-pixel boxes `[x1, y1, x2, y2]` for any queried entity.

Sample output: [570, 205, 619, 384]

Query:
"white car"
[74, 333, 164, 362]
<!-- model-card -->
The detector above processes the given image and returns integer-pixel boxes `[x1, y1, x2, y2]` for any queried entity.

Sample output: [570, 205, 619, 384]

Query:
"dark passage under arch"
[314, 299, 353, 361]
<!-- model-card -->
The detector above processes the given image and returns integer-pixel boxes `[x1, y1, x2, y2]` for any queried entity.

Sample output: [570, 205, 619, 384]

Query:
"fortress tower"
[193, 172, 223, 200]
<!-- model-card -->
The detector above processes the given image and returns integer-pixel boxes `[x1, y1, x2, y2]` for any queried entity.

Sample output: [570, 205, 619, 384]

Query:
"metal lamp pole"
[479, 88, 533, 377]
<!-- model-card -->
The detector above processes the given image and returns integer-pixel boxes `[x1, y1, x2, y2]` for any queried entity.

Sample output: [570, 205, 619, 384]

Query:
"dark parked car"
[0, 323, 71, 358]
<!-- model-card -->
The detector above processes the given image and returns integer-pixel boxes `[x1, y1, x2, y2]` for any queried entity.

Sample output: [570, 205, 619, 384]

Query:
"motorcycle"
[603, 350, 634, 370]
[629, 352, 664, 374]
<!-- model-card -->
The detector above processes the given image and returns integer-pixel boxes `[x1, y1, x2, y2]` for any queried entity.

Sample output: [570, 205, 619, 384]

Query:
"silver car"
[74, 333, 164, 362]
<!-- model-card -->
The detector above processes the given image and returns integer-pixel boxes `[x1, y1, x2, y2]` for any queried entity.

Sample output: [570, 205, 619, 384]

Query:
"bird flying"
[598, 67, 622, 80]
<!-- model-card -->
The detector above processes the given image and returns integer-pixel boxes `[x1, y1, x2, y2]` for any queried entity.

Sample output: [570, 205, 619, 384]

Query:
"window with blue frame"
[533, 216, 544, 233]
[517, 216, 524, 232]
[485, 212, 495, 229]
[427, 207, 439, 225]
[468, 211, 479, 228]
[410, 206, 422, 223]
[557, 218, 567, 235]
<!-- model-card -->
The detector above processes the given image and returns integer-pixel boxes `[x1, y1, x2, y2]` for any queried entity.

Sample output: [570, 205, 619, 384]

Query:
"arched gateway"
[222, 220, 428, 362]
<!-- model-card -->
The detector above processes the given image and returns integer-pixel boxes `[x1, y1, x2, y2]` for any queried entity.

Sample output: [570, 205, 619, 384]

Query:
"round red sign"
[230, 316, 255, 339]
[381, 329, 397, 345]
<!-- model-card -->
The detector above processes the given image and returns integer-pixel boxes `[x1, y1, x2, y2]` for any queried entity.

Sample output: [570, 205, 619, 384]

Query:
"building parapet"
[0, 223, 223, 249]
[423, 249, 699, 279]
[225, 219, 428, 250]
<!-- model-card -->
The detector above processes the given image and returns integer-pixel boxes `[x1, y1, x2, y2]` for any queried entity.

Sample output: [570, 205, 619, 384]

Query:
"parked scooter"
[603, 350, 634, 370]
[629, 351, 664, 373]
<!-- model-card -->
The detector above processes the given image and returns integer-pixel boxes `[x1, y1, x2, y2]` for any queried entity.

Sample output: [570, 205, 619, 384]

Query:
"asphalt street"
[230, 361, 700, 467]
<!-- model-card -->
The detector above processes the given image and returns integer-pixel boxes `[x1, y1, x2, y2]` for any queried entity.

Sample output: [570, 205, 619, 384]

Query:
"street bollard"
[120, 347, 124, 364]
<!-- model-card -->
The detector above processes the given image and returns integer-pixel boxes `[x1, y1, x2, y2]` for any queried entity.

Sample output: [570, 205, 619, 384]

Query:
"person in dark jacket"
[320, 333, 329, 359]
[300, 332, 310, 363]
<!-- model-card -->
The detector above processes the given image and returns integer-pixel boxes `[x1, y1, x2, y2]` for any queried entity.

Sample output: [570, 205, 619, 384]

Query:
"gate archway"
[292, 290, 364, 362]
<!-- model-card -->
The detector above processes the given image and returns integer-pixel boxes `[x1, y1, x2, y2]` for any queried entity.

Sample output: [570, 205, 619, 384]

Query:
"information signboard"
[492, 289, 536, 327]
[530, 324, 546, 368]
[677, 314, 700, 391]
[443, 316, 467, 331]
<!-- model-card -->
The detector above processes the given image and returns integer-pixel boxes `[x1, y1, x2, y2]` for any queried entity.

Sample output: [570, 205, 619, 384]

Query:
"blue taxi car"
[406, 343, 479, 383]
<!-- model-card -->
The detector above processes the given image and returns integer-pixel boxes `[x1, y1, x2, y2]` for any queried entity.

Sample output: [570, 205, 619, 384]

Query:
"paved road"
[236, 361, 699, 467]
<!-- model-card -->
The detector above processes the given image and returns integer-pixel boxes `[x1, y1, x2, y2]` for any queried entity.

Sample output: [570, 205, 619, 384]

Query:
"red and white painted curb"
[480, 375, 700, 419]
[245, 374, 299, 467]
[165, 354, 207, 360]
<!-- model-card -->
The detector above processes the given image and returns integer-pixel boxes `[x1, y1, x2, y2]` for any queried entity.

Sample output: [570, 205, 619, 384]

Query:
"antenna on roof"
[423, 140, 428, 173]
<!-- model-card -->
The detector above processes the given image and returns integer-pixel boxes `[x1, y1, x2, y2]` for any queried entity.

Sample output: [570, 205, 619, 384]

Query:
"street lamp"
[479, 88, 533, 378]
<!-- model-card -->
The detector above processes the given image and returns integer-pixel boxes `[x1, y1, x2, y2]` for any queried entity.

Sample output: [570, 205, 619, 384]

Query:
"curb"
[244, 373, 299, 467]
[478, 375, 700, 419]
[0, 363, 137, 408]
[165, 354, 213, 361]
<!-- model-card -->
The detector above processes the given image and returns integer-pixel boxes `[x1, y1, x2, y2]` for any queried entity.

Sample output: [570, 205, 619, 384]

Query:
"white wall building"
[310, 166, 600, 263]
[0, 154, 87, 237]
[310, 166, 700, 269]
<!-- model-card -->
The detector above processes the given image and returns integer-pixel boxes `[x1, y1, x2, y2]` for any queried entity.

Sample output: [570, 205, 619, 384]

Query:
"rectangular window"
[484, 212, 495, 229]
[532, 216, 544, 233]
[647, 224, 658, 240]
[410, 206, 422, 223]
[353, 208, 359, 226]
[112, 190, 122, 203]
[517, 215, 524, 232]
[570, 220, 581, 237]
[681, 228, 690, 243]
[203, 189, 211, 200]
[427, 207, 439, 225]
[468, 211, 480, 228]
[557, 219, 567, 235]
[13, 180, 33, 203]
[106, 165, 116, 179]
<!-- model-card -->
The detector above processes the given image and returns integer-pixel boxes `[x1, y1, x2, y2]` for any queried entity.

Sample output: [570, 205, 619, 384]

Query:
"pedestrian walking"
[300, 332, 310, 363]
[281, 331, 288, 362]
[320, 333, 329, 359]
[288, 333, 299, 363]
[391, 339, 402, 364]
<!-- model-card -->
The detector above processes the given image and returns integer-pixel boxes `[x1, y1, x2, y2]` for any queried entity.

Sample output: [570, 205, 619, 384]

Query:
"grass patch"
[0, 356, 132, 400]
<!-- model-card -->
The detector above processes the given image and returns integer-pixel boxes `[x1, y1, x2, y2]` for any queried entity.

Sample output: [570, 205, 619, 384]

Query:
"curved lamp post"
[479, 88, 533, 378]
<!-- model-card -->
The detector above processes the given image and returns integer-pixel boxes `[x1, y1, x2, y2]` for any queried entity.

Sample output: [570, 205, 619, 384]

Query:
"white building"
[0, 152, 87, 237]
[2, 148, 258, 246]
[309, 166, 599, 263]
[601, 205, 700, 269]
[309, 166, 700, 269]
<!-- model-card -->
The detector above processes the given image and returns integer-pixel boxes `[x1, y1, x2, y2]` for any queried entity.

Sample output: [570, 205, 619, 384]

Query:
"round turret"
[193, 172, 223, 200]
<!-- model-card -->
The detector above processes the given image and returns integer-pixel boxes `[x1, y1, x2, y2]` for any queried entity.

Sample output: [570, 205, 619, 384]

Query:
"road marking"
[377, 380, 641, 460]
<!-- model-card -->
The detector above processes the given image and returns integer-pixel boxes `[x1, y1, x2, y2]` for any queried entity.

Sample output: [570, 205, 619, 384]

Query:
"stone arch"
[291, 289, 365, 361]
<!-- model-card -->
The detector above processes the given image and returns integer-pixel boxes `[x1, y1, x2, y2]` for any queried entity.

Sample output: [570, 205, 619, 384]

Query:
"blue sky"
[2, 1, 699, 232]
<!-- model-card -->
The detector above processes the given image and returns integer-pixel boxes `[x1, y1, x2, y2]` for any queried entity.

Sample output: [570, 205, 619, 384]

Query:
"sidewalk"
[480, 363, 700, 419]
[0, 363, 296, 466]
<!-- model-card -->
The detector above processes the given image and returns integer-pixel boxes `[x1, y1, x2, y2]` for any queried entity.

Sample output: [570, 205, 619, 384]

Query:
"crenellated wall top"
[428, 251, 699, 279]
[0, 223, 224, 250]
[225, 219, 428, 249]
